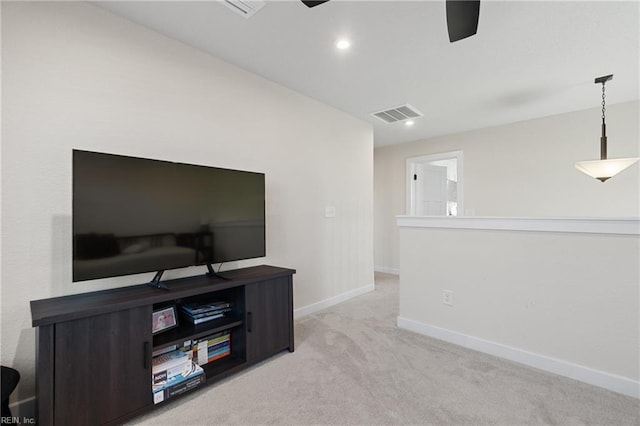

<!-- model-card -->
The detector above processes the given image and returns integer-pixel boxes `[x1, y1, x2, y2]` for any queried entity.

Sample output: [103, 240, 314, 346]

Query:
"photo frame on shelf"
[152, 306, 178, 334]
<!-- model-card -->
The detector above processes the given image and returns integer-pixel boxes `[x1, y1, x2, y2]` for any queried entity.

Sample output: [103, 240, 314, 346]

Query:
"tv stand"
[30, 265, 295, 426]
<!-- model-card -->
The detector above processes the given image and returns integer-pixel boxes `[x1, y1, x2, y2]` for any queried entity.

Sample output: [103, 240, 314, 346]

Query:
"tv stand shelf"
[153, 316, 244, 349]
[30, 265, 295, 426]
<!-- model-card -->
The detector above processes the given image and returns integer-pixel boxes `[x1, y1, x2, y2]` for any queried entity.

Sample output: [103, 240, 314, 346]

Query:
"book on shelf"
[153, 374, 205, 405]
[153, 362, 193, 385]
[180, 301, 231, 316]
[187, 312, 226, 325]
[153, 362, 205, 405]
[153, 361, 204, 393]
[180, 301, 233, 325]
[152, 349, 193, 384]
[198, 330, 230, 344]
[187, 307, 232, 320]
[202, 337, 229, 351]
[152, 344, 178, 358]
[206, 344, 231, 363]
[194, 330, 231, 365]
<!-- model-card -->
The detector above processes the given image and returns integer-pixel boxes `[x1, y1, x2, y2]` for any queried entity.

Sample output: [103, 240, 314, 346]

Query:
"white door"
[415, 164, 447, 216]
[406, 151, 463, 217]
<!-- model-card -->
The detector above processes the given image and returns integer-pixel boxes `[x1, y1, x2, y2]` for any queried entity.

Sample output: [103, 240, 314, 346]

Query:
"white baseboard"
[294, 283, 375, 319]
[374, 265, 400, 275]
[397, 316, 639, 399]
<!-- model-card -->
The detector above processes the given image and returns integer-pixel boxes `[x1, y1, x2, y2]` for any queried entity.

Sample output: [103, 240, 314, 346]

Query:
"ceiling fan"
[301, 0, 480, 43]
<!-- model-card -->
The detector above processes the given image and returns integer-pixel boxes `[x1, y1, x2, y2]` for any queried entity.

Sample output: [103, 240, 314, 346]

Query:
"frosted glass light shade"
[575, 157, 640, 182]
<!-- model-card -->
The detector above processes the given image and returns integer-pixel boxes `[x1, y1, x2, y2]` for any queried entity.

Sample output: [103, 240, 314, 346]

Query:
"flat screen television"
[73, 150, 265, 284]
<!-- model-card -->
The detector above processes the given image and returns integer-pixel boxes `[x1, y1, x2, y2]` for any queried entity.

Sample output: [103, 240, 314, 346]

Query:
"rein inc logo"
[1, 417, 35, 425]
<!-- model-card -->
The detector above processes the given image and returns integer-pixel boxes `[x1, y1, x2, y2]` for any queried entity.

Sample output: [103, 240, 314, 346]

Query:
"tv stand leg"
[206, 264, 230, 280]
[148, 270, 170, 290]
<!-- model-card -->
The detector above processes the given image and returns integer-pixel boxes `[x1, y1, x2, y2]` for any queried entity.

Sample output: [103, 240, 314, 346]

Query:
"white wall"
[1, 2, 374, 401]
[397, 221, 639, 396]
[375, 101, 639, 271]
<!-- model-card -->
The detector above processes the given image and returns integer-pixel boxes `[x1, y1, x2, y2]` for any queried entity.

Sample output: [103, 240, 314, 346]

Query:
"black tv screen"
[73, 150, 265, 282]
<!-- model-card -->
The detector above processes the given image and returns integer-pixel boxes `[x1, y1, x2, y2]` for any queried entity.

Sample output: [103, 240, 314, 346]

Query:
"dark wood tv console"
[30, 265, 295, 426]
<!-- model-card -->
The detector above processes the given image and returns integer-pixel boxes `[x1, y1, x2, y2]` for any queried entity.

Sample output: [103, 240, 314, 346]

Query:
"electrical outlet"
[442, 290, 453, 306]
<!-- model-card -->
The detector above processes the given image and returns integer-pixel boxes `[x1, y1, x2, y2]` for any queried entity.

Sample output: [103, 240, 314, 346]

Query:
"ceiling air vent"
[371, 104, 423, 124]
[222, 0, 266, 19]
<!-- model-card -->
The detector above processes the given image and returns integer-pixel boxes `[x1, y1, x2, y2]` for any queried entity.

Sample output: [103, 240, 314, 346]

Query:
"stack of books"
[152, 349, 204, 405]
[194, 331, 231, 365]
[180, 301, 232, 325]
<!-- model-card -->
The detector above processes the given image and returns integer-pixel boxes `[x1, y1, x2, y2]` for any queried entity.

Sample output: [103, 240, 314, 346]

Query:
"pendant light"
[575, 75, 639, 182]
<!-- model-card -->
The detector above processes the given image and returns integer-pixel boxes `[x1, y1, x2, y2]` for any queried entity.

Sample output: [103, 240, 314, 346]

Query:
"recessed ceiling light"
[336, 39, 351, 50]
[405, 120, 415, 127]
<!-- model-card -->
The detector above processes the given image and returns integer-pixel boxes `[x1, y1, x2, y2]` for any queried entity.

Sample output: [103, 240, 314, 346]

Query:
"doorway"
[406, 151, 463, 216]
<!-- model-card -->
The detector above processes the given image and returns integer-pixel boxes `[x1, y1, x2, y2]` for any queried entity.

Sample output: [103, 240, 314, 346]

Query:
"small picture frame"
[152, 306, 178, 334]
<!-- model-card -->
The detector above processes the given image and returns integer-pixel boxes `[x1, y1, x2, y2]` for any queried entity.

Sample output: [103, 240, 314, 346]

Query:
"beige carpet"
[129, 273, 639, 425]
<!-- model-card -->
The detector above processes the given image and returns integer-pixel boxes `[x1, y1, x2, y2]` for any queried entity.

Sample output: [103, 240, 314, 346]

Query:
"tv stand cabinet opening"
[30, 265, 295, 426]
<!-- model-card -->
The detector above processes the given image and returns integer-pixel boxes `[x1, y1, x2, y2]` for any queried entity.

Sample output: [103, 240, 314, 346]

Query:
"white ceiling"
[95, 0, 639, 147]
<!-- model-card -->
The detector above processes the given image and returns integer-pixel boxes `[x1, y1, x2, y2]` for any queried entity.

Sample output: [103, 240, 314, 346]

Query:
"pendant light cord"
[601, 82, 606, 124]
[600, 81, 607, 160]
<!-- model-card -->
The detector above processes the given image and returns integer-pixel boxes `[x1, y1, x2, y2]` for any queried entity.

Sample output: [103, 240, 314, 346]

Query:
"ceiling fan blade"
[446, 0, 480, 42]
[301, 0, 330, 8]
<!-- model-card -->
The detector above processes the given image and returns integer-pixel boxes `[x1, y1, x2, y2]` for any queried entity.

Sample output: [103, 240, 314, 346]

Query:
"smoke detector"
[371, 104, 423, 124]
[222, 0, 266, 19]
